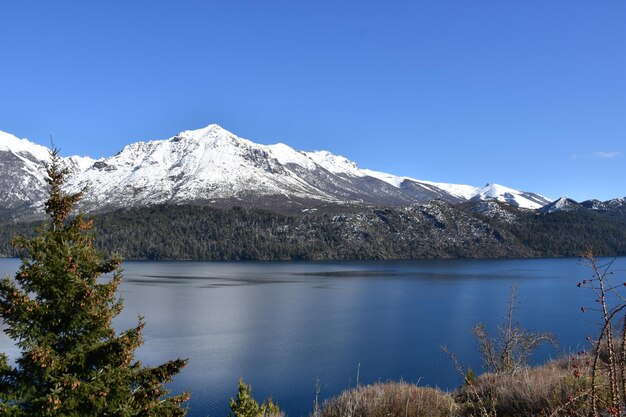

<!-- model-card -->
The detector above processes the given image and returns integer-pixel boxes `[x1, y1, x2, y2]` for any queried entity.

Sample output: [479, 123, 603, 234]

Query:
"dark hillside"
[1, 202, 625, 260]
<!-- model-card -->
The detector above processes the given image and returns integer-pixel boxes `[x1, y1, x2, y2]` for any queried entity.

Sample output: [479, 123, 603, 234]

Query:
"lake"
[1, 257, 622, 417]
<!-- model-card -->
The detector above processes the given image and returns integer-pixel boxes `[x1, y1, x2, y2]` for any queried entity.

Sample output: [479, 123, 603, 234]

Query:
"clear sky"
[1, 1, 624, 201]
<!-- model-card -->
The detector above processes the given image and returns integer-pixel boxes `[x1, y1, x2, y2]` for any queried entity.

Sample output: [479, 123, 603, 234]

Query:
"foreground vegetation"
[314, 356, 589, 417]
[228, 350, 611, 417]
[0, 153, 188, 415]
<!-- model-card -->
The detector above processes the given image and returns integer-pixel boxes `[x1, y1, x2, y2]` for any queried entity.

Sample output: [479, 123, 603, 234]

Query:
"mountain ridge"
[1, 124, 552, 219]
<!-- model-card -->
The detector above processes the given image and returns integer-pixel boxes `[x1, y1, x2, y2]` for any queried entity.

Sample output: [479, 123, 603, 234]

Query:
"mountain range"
[2, 124, 626, 260]
[1, 124, 552, 219]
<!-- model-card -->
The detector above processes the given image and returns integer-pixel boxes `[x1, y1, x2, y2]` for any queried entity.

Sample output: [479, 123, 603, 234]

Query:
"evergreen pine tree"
[0, 150, 189, 416]
[229, 379, 260, 417]
[228, 379, 281, 417]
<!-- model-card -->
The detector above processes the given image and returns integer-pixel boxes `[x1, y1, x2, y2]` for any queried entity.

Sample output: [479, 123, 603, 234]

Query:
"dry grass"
[456, 356, 597, 416]
[318, 381, 458, 417]
[313, 355, 613, 417]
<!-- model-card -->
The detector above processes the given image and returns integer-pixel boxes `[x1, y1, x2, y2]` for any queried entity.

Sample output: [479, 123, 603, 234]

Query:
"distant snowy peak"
[540, 197, 582, 213]
[361, 170, 549, 210]
[546, 196, 626, 213]
[606, 197, 626, 210]
[580, 199, 607, 210]
[472, 183, 550, 210]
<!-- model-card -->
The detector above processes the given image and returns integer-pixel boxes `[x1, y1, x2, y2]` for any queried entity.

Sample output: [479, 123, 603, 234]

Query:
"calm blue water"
[1, 257, 623, 417]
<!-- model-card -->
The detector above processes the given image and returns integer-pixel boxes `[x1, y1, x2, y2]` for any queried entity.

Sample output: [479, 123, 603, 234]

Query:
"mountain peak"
[479, 183, 508, 194]
[471, 183, 549, 209]
[187, 123, 226, 134]
[174, 123, 230, 141]
[163, 124, 258, 154]
[554, 196, 575, 204]
[539, 196, 580, 213]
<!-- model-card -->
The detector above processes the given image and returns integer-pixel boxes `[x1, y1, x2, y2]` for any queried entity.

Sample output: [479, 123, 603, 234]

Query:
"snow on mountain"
[0, 130, 51, 161]
[465, 200, 519, 223]
[362, 169, 480, 200]
[0, 131, 50, 212]
[0, 130, 96, 171]
[66, 155, 97, 174]
[0, 130, 49, 177]
[539, 197, 581, 213]
[361, 170, 549, 209]
[548, 197, 626, 213]
[64, 124, 342, 209]
[416, 179, 480, 201]
[605, 197, 626, 211]
[304, 150, 365, 177]
[1, 124, 553, 216]
[361, 169, 406, 188]
[471, 183, 549, 210]
[266, 143, 317, 170]
[0, 130, 96, 216]
[580, 199, 608, 210]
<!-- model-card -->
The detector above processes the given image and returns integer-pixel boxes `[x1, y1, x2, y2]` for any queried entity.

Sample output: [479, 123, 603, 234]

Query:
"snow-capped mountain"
[0, 124, 552, 218]
[0, 130, 50, 212]
[0, 130, 94, 217]
[470, 183, 551, 209]
[539, 197, 581, 213]
[541, 196, 626, 213]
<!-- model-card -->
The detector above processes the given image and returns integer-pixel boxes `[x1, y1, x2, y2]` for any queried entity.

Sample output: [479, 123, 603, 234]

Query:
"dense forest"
[1, 200, 625, 260]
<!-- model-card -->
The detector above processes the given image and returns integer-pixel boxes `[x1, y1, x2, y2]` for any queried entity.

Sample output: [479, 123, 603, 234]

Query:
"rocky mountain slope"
[1, 124, 551, 219]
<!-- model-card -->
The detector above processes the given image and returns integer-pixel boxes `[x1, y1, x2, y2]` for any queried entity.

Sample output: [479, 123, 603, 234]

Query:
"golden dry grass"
[456, 356, 595, 416]
[315, 356, 603, 417]
[318, 381, 458, 417]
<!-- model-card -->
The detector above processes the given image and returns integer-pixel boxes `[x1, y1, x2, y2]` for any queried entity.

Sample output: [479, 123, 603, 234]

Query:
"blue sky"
[1, 1, 624, 201]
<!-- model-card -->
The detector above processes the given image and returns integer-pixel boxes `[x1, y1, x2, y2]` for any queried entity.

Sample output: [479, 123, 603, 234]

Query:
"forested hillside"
[1, 201, 625, 260]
